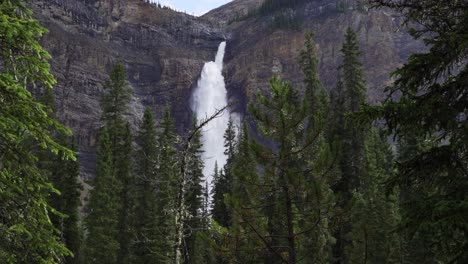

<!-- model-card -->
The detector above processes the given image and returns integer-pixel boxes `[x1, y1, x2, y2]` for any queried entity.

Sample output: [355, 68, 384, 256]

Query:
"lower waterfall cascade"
[190, 41, 238, 193]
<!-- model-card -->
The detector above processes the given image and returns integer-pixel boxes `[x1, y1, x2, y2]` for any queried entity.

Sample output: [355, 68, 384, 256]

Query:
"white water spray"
[191, 42, 235, 191]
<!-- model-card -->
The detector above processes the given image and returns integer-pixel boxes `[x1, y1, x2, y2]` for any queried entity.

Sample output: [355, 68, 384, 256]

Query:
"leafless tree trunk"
[173, 106, 229, 264]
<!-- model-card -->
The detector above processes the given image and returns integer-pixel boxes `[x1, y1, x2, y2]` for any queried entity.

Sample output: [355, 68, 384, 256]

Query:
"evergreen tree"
[0, 0, 74, 261]
[332, 28, 369, 263]
[331, 28, 404, 263]
[84, 129, 121, 264]
[84, 63, 133, 263]
[183, 115, 206, 263]
[299, 33, 336, 263]
[211, 163, 227, 226]
[102, 63, 133, 264]
[246, 76, 334, 264]
[363, 1, 468, 262]
[346, 130, 402, 264]
[100, 63, 131, 130]
[116, 123, 133, 264]
[156, 105, 178, 262]
[132, 108, 159, 264]
[211, 117, 237, 228]
[395, 136, 437, 264]
[38, 87, 83, 264]
[47, 136, 83, 264]
[188, 179, 216, 264]
[225, 124, 266, 263]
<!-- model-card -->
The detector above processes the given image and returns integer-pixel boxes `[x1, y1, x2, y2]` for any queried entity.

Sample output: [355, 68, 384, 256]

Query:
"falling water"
[190, 41, 233, 190]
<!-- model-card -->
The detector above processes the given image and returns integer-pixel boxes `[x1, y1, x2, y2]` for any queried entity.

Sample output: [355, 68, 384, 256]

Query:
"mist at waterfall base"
[190, 42, 239, 192]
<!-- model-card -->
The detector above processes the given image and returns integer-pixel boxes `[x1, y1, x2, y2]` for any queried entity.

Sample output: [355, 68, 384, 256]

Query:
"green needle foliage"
[84, 63, 133, 264]
[0, 0, 74, 262]
[84, 129, 120, 264]
[225, 124, 267, 263]
[247, 74, 334, 264]
[38, 87, 83, 264]
[156, 105, 178, 262]
[346, 130, 402, 264]
[132, 108, 160, 264]
[183, 115, 206, 263]
[361, 1, 468, 262]
[331, 28, 369, 263]
[211, 117, 236, 229]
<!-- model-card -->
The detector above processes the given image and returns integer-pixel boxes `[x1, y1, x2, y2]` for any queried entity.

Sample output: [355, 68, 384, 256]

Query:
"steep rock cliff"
[33, 0, 224, 178]
[205, 0, 422, 115]
[33, 0, 422, 179]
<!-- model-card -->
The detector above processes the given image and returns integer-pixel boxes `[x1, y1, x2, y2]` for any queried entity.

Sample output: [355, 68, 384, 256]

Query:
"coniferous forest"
[1, 0, 467, 263]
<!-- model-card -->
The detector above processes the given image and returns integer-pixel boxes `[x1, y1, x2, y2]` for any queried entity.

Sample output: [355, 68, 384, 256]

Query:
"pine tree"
[38, 87, 83, 264]
[101, 63, 131, 130]
[84, 63, 133, 263]
[247, 76, 334, 263]
[211, 163, 227, 226]
[132, 108, 159, 263]
[211, 118, 237, 228]
[0, 0, 74, 261]
[84, 129, 121, 264]
[183, 115, 206, 263]
[363, 1, 468, 261]
[395, 135, 437, 264]
[346, 130, 402, 263]
[47, 136, 83, 264]
[156, 105, 178, 262]
[298, 33, 336, 263]
[116, 123, 133, 264]
[332, 28, 369, 263]
[331, 28, 404, 263]
[225, 124, 266, 263]
[102, 63, 133, 264]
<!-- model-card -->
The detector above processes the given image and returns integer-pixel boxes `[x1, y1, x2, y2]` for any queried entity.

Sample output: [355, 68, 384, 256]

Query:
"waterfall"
[190, 41, 235, 191]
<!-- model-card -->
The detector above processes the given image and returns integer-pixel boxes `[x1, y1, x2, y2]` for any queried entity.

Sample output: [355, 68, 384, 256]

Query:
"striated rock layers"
[33, 0, 224, 178]
[33, 0, 422, 179]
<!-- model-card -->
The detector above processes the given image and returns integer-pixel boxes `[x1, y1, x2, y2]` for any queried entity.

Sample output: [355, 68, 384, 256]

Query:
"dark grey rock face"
[33, 0, 422, 180]
[205, 0, 423, 114]
[33, 0, 225, 179]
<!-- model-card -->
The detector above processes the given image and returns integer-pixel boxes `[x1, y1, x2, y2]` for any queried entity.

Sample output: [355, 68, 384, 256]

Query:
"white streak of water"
[190, 42, 234, 192]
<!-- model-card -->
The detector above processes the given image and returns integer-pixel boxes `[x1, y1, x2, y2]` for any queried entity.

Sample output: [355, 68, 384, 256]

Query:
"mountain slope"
[34, 0, 422, 179]
[206, 0, 421, 113]
[33, 0, 224, 178]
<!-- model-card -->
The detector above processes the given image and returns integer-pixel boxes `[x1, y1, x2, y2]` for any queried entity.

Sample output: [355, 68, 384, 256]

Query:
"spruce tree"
[299, 33, 336, 263]
[0, 0, 74, 261]
[331, 28, 404, 263]
[332, 28, 369, 263]
[225, 124, 266, 263]
[102, 63, 133, 264]
[363, 1, 468, 261]
[116, 123, 133, 264]
[38, 87, 83, 264]
[84, 129, 121, 264]
[183, 115, 206, 263]
[211, 118, 237, 228]
[247, 76, 333, 263]
[346, 130, 402, 263]
[47, 136, 83, 264]
[210, 163, 226, 226]
[132, 108, 159, 263]
[84, 63, 133, 263]
[156, 105, 178, 262]
[395, 135, 437, 264]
